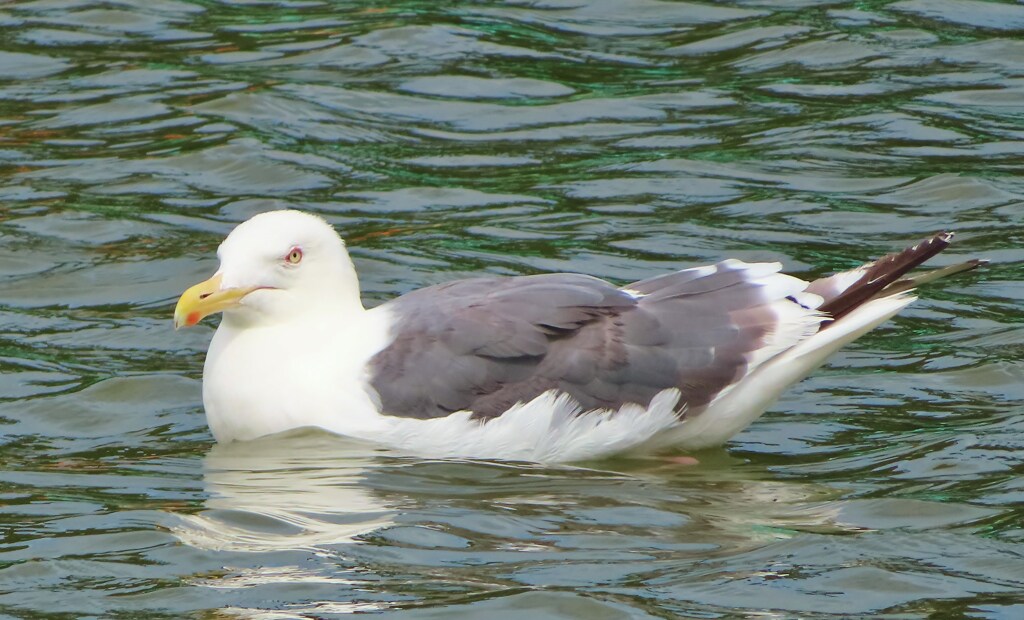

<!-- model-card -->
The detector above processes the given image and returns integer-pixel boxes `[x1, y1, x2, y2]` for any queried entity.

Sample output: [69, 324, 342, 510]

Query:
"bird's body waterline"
[174, 210, 980, 462]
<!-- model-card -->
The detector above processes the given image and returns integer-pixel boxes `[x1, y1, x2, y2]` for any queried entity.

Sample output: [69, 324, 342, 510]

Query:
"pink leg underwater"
[663, 456, 700, 466]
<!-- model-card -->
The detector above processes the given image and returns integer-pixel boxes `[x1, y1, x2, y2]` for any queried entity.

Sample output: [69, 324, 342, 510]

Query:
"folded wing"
[366, 262, 823, 420]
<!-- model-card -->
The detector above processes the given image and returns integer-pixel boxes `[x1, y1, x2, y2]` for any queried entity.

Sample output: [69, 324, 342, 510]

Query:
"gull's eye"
[285, 247, 303, 265]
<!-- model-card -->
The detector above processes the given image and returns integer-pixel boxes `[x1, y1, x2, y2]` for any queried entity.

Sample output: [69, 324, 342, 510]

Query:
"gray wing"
[365, 263, 794, 420]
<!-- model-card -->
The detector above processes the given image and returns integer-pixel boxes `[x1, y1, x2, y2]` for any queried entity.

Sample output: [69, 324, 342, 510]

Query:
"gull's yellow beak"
[173, 273, 257, 329]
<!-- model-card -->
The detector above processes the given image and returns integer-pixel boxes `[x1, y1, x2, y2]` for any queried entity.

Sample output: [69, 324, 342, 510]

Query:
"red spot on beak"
[186, 311, 201, 327]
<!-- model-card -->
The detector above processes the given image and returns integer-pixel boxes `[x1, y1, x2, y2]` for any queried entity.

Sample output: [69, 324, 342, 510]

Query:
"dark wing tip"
[926, 230, 953, 248]
[820, 231, 958, 321]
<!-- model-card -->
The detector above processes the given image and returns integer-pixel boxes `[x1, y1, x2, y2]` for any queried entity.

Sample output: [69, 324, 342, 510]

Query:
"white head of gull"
[175, 210, 390, 443]
[175, 210, 981, 462]
[177, 209, 364, 328]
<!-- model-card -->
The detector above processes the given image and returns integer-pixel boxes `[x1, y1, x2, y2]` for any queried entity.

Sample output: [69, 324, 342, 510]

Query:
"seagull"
[174, 210, 982, 462]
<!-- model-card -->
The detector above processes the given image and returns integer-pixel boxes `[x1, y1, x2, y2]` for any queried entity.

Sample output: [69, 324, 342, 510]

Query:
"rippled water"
[1, 0, 1022, 617]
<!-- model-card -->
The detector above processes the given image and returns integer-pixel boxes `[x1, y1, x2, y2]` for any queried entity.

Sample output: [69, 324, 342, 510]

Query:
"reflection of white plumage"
[173, 434, 392, 553]
[174, 210, 980, 462]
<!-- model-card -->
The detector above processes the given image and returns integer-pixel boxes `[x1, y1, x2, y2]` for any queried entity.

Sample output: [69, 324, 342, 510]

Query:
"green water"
[1, 0, 1022, 617]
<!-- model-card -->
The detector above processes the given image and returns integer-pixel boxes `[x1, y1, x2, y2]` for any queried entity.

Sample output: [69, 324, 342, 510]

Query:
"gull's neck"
[220, 295, 366, 332]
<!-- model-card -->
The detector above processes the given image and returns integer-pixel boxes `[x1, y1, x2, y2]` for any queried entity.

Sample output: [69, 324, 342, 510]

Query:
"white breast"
[202, 308, 393, 442]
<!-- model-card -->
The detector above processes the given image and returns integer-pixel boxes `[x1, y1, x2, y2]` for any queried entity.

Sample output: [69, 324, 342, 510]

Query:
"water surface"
[1, 0, 1022, 618]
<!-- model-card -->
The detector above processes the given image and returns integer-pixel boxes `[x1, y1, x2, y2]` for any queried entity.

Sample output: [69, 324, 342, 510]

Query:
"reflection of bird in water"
[171, 435, 892, 617]
[174, 210, 982, 461]
[172, 435, 850, 557]
[172, 433, 394, 553]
